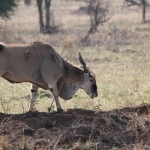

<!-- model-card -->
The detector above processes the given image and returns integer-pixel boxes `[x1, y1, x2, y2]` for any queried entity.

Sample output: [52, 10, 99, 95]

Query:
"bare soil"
[0, 104, 150, 150]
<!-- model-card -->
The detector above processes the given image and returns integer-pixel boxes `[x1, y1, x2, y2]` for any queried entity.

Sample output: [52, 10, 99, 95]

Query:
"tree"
[0, 0, 18, 19]
[141, 0, 147, 23]
[36, 0, 57, 33]
[82, 0, 110, 43]
[24, 0, 31, 5]
[124, 0, 148, 23]
[36, 0, 44, 32]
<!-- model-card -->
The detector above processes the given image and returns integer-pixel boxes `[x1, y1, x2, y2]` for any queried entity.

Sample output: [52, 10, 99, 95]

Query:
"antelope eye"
[89, 79, 93, 82]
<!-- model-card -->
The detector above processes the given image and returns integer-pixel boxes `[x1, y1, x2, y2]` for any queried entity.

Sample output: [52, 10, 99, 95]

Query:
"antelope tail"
[0, 43, 4, 51]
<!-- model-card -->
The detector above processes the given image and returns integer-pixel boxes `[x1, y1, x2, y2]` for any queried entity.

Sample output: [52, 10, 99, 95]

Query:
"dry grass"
[0, 136, 10, 150]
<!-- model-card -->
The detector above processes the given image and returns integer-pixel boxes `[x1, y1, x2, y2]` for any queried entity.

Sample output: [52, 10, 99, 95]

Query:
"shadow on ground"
[0, 104, 150, 150]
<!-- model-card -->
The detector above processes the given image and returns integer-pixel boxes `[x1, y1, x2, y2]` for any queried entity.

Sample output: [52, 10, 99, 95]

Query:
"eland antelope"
[0, 41, 98, 112]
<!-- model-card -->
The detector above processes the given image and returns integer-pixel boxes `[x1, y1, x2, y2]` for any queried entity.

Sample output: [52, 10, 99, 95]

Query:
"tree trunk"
[141, 0, 146, 23]
[36, 0, 44, 32]
[45, 0, 51, 31]
[24, 0, 31, 5]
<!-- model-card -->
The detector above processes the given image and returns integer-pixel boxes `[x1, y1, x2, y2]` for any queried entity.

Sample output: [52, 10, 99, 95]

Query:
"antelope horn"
[79, 52, 89, 73]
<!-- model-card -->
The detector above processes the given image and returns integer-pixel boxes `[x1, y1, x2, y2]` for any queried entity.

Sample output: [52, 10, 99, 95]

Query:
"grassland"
[0, 1, 150, 149]
[0, 0, 150, 114]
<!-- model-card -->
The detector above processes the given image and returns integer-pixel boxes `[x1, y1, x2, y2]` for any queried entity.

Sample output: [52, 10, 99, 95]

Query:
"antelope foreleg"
[48, 84, 63, 113]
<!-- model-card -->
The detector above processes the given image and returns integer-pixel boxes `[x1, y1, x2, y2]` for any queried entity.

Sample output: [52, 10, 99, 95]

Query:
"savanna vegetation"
[0, 0, 150, 149]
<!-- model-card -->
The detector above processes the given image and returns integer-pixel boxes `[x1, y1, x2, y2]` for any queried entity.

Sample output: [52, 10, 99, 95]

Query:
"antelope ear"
[78, 52, 89, 73]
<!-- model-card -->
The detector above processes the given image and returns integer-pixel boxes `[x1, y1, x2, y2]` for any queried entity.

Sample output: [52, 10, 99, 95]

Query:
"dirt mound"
[0, 104, 150, 150]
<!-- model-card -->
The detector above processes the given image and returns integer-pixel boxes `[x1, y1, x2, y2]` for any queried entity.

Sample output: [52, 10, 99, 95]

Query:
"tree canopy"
[0, 0, 18, 19]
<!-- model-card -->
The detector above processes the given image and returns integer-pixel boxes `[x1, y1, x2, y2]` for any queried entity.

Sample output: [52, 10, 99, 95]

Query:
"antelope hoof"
[28, 106, 37, 112]
[57, 109, 64, 113]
